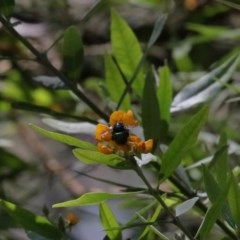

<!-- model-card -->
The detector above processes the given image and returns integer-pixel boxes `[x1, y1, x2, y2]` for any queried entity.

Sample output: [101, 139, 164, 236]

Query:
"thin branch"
[0, 15, 109, 121]
[133, 160, 194, 240]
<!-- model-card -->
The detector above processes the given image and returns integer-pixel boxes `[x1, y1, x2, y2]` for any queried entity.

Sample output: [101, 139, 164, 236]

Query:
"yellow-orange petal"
[97, 143, 114, 154]
[123, 110, 138, 126]
[109, 111, 124, 126]
[129, 135, 142, 143]
[143, 139, 153, 153]
[66, 212, 79, 226]
[95, 123, 111, 141]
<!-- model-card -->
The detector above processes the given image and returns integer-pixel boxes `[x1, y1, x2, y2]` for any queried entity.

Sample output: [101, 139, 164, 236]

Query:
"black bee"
[111, 122, 129, 145]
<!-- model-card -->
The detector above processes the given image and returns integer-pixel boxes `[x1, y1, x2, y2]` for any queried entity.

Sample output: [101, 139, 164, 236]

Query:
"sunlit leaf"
[175, 197, 199, 217]
[99, 202, 122, 240]
[0, 199, 64, 240]
[62, 26, 83, 82]
[161, 106, 208, 179]
[53, 192, 140, 208]
[137, 213, 169, 240]
[30, 124, 97, 150]
[139, 205, 162, 239]
[111, 9, 144, 95]
[73, 148, 123, 166]
[104, 53, 131, 111]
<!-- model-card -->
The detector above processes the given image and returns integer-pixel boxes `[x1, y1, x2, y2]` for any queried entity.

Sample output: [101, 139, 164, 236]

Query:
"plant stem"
[0, 15, 109, 122]
[169, 175, 237, 240]
[133, 161, 194, 240]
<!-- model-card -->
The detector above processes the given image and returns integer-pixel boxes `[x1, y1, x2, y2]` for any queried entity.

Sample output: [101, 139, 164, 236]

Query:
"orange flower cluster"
[95, 110, 153, 155]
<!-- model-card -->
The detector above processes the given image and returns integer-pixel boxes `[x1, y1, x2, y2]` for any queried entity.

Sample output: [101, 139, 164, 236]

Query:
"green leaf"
[111, 8, 144, 95]
[137, 213, 169, 240]
[104, 53, 130, 111]
[157, 64, 172, 133]
[161, 106, 209, 179]
[203, 166, 236, 229]
[53, 192, 140, 208]
[30, 124, 97, 150]
[0, 0, 15, 16]
[228, 172, 240, 229]
[73, 148, 124, 166]
[203, 166, 221, 203]
[99, 202, 122, 240]
[142, 70, 161, 142]
[0, 199, 63, 240]
[62, 26, 83, 82]
[209, 145, 229, 188]
[139, 205, 162, 239]
[195, 178, 230, 239]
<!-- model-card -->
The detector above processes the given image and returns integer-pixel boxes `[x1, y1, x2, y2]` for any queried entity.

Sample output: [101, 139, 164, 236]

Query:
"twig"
[133, 160, 194, 240]
[0, 15, 109, 121]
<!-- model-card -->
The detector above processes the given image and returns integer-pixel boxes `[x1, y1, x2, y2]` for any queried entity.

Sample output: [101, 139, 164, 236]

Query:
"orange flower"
[66, 212, 79, 226]
[95, 110, 153, 156]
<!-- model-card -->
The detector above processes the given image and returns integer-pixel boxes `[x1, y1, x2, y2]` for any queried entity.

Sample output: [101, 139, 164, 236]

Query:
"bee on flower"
[95, 110, 153, 156]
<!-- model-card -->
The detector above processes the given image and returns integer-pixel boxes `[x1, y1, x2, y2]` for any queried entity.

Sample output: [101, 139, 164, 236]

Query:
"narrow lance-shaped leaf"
[204, 166, 236, 229]
[53, 192, 140, 208]
[104, 53, 131, 111]
[209, 145, 229, 188]
[158, 64, 172, 124]
[62, 26, 83, 83]
[73, 148, 124, 167]
[139, 205, 162, 239]
[171, 52, 240, 112]
[195, 178, 231, 239]
[175, 197, 199, 217]
[111, 9, 144, 95]
[203, 166, 221, 204]
[142, 69, 161, 142]
[0, 199, 63, 240]
[99, 202, 122, 240]
[30, 124, 97, 150]
[147, 14, 167, 49]
[161, 106, 208, 179]
[228, 171, 240, 229]
[157, 64, 172, 140]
